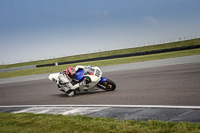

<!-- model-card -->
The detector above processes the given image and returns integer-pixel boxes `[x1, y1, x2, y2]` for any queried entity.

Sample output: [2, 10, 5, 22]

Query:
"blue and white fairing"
[75, 69, 107, 84]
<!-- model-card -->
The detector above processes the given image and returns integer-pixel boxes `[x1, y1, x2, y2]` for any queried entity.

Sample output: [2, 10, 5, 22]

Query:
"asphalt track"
[0, 57, 200, 106]
[0, 55, 200, 122]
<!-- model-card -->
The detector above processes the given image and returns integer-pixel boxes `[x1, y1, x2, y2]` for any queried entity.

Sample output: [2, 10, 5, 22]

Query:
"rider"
[58, 66, 92, 96]
[58, 66, 79, 96]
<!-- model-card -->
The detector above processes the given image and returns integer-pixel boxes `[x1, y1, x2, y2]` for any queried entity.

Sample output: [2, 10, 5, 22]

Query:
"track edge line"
[1, 105, 200, 109]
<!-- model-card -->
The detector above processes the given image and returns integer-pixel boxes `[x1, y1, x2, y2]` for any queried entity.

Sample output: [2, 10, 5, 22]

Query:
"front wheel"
[97, 79, 116, 91]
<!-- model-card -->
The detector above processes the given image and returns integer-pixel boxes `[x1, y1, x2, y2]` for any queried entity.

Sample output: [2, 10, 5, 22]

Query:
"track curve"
[0, 62, 200, 106]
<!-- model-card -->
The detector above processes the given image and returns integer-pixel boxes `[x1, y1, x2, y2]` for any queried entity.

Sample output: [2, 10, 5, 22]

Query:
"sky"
[0, 0, 200, 64]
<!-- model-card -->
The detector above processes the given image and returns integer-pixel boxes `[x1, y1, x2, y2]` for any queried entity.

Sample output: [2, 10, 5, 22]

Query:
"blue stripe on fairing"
[75, 69, 84, 82]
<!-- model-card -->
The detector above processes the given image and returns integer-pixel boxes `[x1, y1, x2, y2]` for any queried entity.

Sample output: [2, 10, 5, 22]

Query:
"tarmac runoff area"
[1, 55, 200, 123]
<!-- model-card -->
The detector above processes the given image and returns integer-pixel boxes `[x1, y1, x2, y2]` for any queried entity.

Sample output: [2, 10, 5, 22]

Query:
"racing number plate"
[95, 69, 100, 77]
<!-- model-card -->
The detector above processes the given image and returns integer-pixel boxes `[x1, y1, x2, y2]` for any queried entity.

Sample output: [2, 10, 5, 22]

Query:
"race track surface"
[1, 62, 200, 106]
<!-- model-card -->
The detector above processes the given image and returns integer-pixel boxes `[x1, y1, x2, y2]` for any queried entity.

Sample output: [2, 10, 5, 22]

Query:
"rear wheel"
[98, 79, 116, 91]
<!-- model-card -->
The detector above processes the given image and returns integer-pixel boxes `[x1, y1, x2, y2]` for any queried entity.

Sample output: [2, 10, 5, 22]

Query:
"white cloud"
[144, 16, 159, 26]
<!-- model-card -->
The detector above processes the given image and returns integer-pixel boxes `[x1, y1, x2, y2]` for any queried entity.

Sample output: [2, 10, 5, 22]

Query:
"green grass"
[0, 113, 200, 133]
[1, 38, 200, 69]
[0, 48, 200, 79]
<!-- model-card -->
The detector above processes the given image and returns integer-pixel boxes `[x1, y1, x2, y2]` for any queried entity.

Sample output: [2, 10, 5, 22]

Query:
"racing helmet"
[66, 66, 76, 79]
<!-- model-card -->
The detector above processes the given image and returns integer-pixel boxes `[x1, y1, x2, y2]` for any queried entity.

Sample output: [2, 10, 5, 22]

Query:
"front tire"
[98, 79, 116, 91]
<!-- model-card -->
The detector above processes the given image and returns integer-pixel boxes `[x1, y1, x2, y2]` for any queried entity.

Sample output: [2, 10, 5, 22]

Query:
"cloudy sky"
[0, 0, 200, 64]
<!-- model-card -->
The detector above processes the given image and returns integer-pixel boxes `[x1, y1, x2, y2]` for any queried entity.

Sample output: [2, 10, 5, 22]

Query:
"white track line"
[1, 105, 200, 109]
[12, 106, 109, 115]
[61, 107, 109, 115]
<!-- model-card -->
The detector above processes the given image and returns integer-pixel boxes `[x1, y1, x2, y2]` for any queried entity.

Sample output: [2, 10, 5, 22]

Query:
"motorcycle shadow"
[75, 90, 107, 96]
[52, 90, 109, 97]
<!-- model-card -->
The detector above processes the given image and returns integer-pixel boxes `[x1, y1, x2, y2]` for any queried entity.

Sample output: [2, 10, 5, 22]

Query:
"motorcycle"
[48, 66, 116, 96]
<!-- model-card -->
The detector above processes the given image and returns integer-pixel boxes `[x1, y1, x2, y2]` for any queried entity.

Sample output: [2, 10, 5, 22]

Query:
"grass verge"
[0, 113, 200, 132]
[0, 48, 200, 79]
[1, 38, 200, 69]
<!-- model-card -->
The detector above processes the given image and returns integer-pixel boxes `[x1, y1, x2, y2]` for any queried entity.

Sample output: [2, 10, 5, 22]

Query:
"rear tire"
[98, 79, 116, 91]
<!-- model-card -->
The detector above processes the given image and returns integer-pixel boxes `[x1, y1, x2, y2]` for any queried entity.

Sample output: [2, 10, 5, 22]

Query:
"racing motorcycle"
[48, 66, 116, 96]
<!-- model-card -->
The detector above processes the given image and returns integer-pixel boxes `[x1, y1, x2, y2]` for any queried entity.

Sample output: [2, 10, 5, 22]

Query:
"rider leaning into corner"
[58, 65, 95, 96]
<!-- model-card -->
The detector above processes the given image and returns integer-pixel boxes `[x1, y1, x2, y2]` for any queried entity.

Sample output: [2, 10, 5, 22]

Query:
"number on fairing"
[95, 69, 100, 77]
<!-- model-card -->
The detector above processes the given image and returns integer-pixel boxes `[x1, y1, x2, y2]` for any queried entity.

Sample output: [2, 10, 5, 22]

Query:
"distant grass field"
[1, 38, 200, 69]
[0, 48, 200, 79]
[0, 113, 200, 132]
